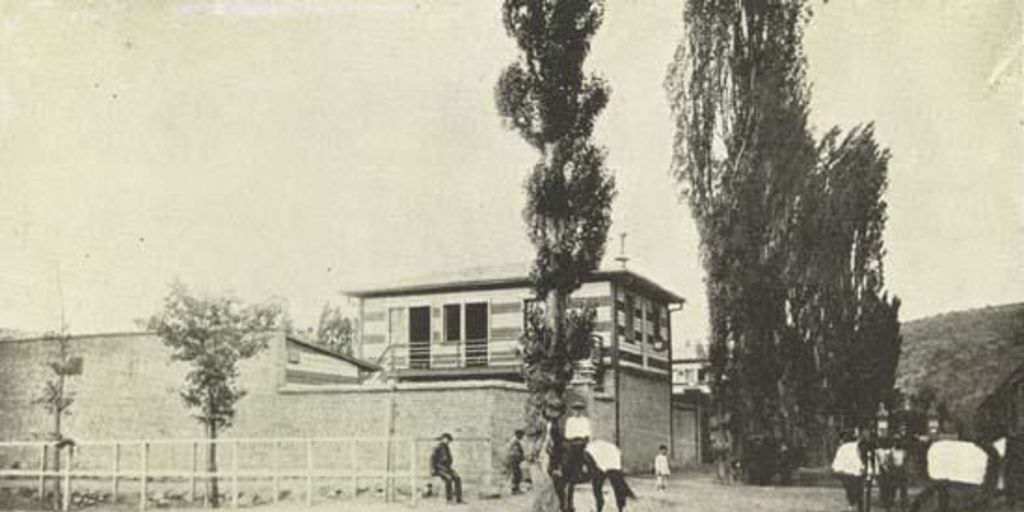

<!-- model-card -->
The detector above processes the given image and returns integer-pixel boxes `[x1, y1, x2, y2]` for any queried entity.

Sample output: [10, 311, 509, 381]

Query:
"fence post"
[202, 441, 209, 508]
[189, 442, 197, 504]
[139, 442, 149, 512]
[348, 439, 357, 498]
[61, 445, 72, 512]
[111, 443, 120, 502]
[305, 439, 313, 507]
[271, 441, 280, 503]
[38, 444, 47, 504]
[231, 441, 239, 509]
[486, 438, 494, 491]
[409, 438, 417, 506]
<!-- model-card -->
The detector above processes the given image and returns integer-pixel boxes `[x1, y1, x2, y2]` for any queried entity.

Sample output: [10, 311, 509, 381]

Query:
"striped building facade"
[346, 266, 685, 468]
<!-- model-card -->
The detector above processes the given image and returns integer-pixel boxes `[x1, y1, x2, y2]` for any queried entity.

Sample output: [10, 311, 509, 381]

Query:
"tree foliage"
[35, 327, 81, 507]
[496, 2, 615, 508]
[666, 0, 902, 467]
[35, 330, 78, 434]
[315, 303, 357, 355]
[145, 281, 283, 506]
[495, 0, 615, 419]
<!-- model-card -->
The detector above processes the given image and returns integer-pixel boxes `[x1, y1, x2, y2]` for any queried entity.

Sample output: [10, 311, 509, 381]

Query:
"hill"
[896, 302, 1024, 436]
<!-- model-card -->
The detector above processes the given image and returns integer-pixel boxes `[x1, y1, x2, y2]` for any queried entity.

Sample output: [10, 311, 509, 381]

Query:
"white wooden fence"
[0, 436, 494, 511]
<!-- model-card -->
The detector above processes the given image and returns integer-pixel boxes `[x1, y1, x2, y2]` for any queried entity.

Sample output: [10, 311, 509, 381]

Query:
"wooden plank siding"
[356, 281, 617, 370]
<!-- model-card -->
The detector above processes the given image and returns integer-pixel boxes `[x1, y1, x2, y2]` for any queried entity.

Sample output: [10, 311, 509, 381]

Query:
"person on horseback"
[562, 399, 593, 512]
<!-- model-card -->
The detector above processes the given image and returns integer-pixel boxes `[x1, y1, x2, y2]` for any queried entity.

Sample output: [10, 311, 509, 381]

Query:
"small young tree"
[35, 327, 81, 507]
[315, 304, 357, 355]
[145, 282, 283, 508]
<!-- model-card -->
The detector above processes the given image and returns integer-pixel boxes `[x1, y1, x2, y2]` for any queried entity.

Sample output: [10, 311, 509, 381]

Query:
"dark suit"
[431, 442, 463, 503]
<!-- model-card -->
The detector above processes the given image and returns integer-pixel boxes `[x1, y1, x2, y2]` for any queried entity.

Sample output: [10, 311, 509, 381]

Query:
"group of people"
[429, 399, 657, 511]
[831, 425, 912, 512]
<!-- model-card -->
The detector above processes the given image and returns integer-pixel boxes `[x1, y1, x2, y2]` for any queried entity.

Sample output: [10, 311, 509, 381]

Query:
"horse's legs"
[565, 481, 576, 512]
[592, 472, 606, 512]
[608, 471, 629, 512]
[551, 474, 567, 512]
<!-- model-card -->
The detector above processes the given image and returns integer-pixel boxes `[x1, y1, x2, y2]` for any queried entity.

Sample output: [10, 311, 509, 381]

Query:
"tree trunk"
[51, 376, 64, 509]
[208, 423, 220, 508]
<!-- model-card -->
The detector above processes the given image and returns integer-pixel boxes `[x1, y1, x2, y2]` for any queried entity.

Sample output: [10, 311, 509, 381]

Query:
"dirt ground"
[7, 470, 1014, 512]
[3, 472, 855, 512]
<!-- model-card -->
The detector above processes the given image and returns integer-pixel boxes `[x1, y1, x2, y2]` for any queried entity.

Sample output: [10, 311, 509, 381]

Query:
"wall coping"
[277, 379, 528, 395]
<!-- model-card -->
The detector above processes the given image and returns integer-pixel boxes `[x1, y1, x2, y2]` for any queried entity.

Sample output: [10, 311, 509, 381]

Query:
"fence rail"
[0, 436, 493, 511]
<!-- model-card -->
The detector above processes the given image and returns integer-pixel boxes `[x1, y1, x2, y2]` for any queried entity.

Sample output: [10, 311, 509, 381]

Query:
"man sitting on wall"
[431, 433, 464, 505]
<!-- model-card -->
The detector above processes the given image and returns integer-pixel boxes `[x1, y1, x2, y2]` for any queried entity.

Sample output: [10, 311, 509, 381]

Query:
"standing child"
[654, 445, 670, 491]
[506, 429, 526, 494]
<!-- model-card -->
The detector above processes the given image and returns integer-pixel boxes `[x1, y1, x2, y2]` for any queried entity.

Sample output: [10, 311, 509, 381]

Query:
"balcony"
[381, 339, 521, 380]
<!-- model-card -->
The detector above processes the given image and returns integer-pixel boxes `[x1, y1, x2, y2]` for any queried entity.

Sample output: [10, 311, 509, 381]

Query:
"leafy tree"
[315, 304, 357, 355]
[666, 0, 817, 459]
[35, 327, 80, 507]
[809, 125, 902, 433]
[666, 0, 902, 468]
[145, 282, 283, 507]
[495, 0, 615, 424]
[495, 1, 615, 508]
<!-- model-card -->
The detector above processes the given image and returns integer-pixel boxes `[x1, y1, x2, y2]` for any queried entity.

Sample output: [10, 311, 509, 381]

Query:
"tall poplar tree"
[495, 1, 615, 509]
[495, 0, 615, 422]
[666, 0, 902, 468]
[665, 0, 817, 458]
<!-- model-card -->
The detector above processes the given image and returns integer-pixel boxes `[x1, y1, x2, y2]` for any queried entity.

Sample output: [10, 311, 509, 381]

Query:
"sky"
[0, 0, 1020, 352]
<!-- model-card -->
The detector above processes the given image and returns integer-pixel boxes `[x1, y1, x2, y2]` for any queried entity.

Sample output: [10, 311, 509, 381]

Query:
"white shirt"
[994, 437, 1007, 459]
[586, 440, 621, 471]
[565, 416, 592, 440]
[655, 454, 671, 475]
[832, 442, 864, 476]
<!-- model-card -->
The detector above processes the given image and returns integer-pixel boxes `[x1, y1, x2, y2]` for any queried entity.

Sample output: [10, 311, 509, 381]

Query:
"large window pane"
[465, 303, 488, 340]
[409, 306, 431, 342]
[444, 304, 461, 342]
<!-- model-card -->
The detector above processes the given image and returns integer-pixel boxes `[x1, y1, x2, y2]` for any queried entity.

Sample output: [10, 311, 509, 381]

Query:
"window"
[409, 306, 431, 343]
[288, 348, 300, 364]
[465, 303, 488, 340]
[444, 304, 462, 342]
[623, 293, 637, 344]
[650, 302, 662, 348]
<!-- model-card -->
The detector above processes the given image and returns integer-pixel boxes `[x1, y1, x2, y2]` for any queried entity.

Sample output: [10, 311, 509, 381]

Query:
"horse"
[543, 426, 635, 512]
[907, 438, 1005, 512]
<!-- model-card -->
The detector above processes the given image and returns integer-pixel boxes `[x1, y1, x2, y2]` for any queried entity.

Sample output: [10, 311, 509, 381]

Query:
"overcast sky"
[0, 0, 1020, 350]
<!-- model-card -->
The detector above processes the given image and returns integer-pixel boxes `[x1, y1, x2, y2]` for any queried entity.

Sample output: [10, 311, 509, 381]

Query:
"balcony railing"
[383, 339, 520, 372]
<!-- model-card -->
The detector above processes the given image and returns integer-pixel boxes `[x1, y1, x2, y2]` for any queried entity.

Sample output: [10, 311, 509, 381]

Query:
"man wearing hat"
[431, 432, 464, 504]
[562, 399, 593, 511]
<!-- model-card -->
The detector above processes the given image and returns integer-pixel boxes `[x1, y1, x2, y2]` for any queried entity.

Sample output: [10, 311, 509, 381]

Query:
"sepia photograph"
[0, 1, 1021, 511]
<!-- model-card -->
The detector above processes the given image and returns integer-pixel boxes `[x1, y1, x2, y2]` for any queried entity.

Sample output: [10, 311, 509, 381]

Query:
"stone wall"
[0, 332, 528, 479]
[0, 331, 672, 477]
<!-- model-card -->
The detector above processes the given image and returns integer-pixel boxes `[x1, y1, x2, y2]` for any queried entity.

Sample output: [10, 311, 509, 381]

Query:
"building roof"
[342, 263, 685, 304]
[286, 336, 381, 372]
